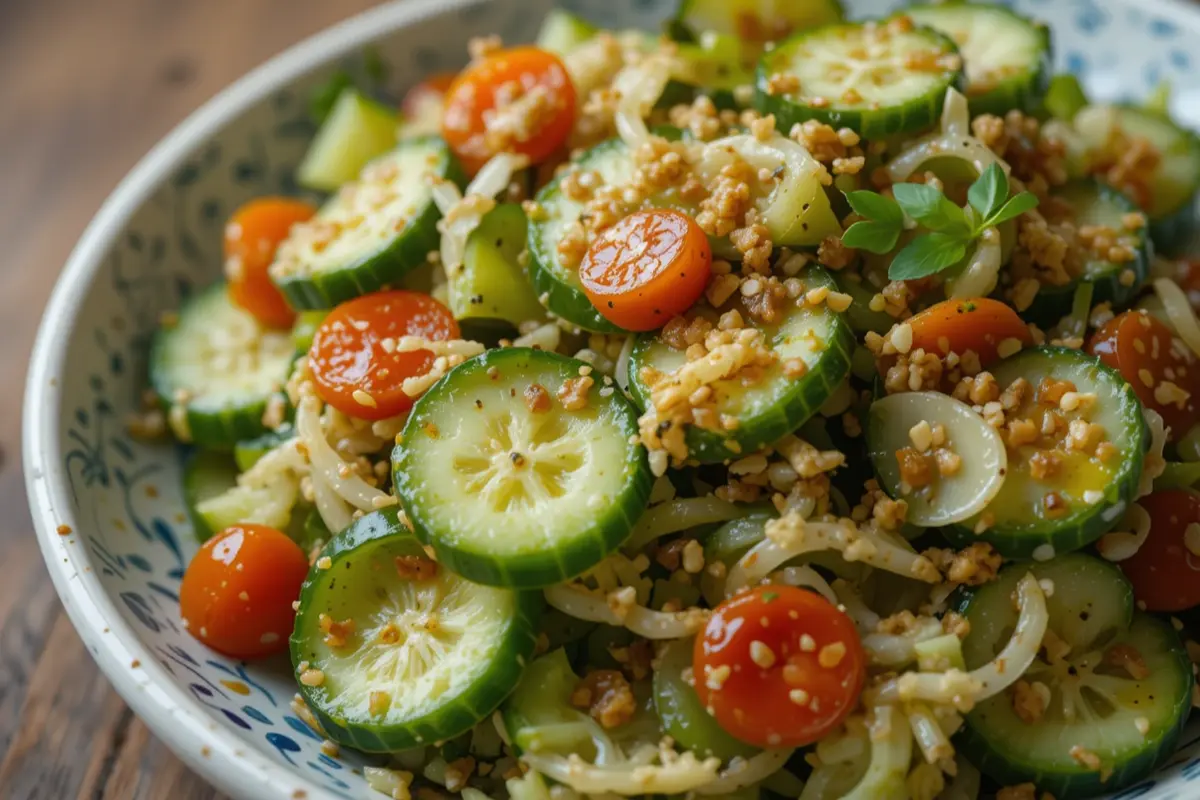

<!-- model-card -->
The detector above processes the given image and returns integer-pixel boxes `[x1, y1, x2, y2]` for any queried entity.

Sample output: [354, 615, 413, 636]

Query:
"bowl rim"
[22, 0, 1200, 798]
[22, 1, 480, 798]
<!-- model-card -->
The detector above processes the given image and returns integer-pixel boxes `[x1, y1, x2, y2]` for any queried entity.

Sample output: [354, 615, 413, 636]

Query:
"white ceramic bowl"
[24, 1, 1200, 798]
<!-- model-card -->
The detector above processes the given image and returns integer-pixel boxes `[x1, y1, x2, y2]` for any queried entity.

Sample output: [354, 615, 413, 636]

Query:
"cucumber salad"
[142, 2, 1200, 799]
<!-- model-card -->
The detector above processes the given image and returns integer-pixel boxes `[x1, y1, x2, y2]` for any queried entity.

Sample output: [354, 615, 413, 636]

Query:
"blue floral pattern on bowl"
[24, 0, 1200, 798]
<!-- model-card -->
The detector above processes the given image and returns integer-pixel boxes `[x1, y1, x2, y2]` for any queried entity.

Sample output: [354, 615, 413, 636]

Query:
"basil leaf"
[888, 234, 969, 281]
[968, 163, 1009, 220]
[892, 183, 970, 234]
[986, 192, 1040, 226]
[842, 220, 902, 254]
[845, 190, 904, 225]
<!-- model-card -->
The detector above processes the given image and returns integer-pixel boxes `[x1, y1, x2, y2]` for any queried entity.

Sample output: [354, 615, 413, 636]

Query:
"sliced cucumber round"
[628, 266, 854, 463]
[502, 648, 587, 754]
[867, 391, 1008, 528]
[271, 136, 463, 310]
[956, 553, 1193, 798]
[393, 348, 653, 588]
[1076, 104, 1200, 256]
[1018, 180, 1151, 327]
[149, 283, 294, 449]
[290, 507, 541, 753]
[182, 450, 240, 542]
[904, 3, 1051, 117]
[756, 21, 966, 139]
[943, 346, 1147, 560]
[673, 0, 843, 44]
[655, 639, 759, 761]
[233, 425, 295, 472]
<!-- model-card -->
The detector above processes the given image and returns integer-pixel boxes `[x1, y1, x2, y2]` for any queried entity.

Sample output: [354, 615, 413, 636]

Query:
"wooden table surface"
[0, 1, 382, 796]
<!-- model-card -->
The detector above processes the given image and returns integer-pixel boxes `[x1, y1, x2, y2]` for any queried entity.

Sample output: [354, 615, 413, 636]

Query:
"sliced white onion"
[625, 496, 741, 550]
[612, 55, 673, 149]
[513, 323, 562, 351]
[841, 706, 913, 800]
[907, 702, 955, 764]
[861, 617, 945, 668]
[945, 229, 1003, 299]
[431, 179, 462, 216]
[544, 584, 707, 640]
[1139, 407, 1168, 498]
[521, 750, 721, 796]
[873, 573, 1047, 707]
[886, 88, 1008, 184]
[694, 750, 795, 795]
[296, 396, 390, 511]
[866, 392, 1007, 527]
[773, 565, 838, 604]
[727, 515, 941, 596]
[1154, 278, 1200, 359]
[466, 152, 529, 199]
[1097, 502, 1152, 562]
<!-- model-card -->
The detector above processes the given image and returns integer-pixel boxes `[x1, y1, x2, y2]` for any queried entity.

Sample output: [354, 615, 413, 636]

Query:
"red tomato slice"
[1088, 310, 1200, 439]
[180, 524, 310, 659]
[225, 197, 317, 328]
[1117, 490, 1200, 612]
[580, 209, 712, 332]
[441, 47, 576, 174]
[693, 585, 865, 748]
[308, 290, 459, 420]
[907, 298, 1033, 365]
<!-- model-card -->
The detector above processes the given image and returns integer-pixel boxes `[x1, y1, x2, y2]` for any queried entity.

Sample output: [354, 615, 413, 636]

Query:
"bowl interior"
[25, 0, 1200, 798]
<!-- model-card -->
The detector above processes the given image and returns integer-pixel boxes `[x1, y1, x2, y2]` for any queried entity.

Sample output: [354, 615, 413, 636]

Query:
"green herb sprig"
[841, 164, 1039, 281]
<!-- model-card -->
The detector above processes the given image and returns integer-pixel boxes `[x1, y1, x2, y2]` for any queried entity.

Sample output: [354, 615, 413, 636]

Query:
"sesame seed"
[352, 389, 378, 408]
[299, 669, 325, 687]
[1135, 716, 1150, 735]
[799, 634, 816, 652]
[316, 556, 333, 570]
[749, 640, 777, 668]
[1138, 368, 1156, 388]
[818, 641, 847, 668]
[788, 688, 810, 705]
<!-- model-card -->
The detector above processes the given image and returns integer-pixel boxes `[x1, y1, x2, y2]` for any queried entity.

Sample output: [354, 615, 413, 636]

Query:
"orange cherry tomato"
[693, 585, 865, 748]
[180, 524, 310, 659]
[907, 298, 1033, 365]
[1088, 310, 1200, 439]
[224, 197, 317, 329]
[1116, 490, 1200, 612]
[309, 290, 459, 420]
[580, 209, 712, 332]
[441, 47, 576, 173]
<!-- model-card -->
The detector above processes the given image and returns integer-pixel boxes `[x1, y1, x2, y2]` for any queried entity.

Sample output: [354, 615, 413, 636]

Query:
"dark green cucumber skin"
[181, 449, 240, 542]
[672, 0, 845, 41]
[954, 614, 1192, 799]
[1016, 180, 1152, 328]
[904, 3, 1052, 117]
[940, 347, 1147, 560]
[148, 283, 291, 451]
[290, 507, 543, 753]
[628, 268, 855, 463]
[393, 348, 653, 589]
[755, 24, 966, 139]
[274, 138, 466, 311]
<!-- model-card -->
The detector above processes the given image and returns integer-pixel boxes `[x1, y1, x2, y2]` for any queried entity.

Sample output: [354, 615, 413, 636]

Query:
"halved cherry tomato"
[1088, 310, 1200, 438]
[180, 524, 310, 659]
[441, 47, 576, 174]
[1116, 490, 1200, 612]
[224, 197, 316, 329]
[580, 209, 712, 332]
[907, 298, 1033, 365]
[309, 290, 459, 420]
[693, 585, 865, 748]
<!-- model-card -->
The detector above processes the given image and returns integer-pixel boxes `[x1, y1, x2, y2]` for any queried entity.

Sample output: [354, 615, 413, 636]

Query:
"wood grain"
[0, 0, 380, 796]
